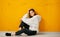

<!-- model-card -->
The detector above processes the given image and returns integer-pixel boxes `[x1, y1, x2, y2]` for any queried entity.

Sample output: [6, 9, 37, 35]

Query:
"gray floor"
[0, 31, 60, 37]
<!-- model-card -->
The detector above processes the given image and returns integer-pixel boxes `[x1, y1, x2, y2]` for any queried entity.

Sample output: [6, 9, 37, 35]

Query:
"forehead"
[30, 11, 34, 13]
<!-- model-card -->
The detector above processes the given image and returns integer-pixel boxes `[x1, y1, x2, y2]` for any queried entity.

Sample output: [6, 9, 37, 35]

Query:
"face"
[30, 11, 35, 16]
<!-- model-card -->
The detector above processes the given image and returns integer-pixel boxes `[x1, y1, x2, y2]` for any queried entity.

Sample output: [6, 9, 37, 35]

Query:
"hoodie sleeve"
[21, 13, 41, 26]
[30, 15, 41, 26]
[29, 15, 41, 22]
[21, 13, 31, 25]
[21, 13, 28, 20]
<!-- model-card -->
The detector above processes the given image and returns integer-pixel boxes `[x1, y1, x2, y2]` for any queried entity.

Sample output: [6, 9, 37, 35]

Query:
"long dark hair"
[28, 9, 37, 18]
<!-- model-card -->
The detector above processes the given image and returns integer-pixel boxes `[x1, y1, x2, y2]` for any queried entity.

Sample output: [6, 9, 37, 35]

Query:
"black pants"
[16, 21, 37, 35]
[19, 21, 30, 29]
[15, 28, 37, 35]
[5, 21, 37, 36]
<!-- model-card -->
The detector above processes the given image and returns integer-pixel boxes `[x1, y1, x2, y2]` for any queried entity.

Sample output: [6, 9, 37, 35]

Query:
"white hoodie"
[21, 13, 41, 33]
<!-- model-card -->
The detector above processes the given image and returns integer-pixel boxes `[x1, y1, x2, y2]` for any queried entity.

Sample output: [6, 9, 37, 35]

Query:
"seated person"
[5, 9, 41, 36]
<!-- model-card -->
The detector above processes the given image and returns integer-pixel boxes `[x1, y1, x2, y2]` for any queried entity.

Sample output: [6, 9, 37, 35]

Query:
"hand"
[18, 28, 21, 30]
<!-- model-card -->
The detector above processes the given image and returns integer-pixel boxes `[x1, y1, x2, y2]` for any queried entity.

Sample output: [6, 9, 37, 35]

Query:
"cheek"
[32, 13, 34, 15]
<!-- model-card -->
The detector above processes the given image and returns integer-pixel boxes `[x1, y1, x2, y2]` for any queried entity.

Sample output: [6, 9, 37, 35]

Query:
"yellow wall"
[0, 0, 60, 32]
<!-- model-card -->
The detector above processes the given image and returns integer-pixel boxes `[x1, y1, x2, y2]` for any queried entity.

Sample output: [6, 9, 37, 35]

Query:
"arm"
[21, 13, 28, 20]
[29, 15, 41, 22]
[32, 15, 41, 25]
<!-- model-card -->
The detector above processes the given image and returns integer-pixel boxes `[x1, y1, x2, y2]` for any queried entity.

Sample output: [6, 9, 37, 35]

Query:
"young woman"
[5, 9, 41, 36]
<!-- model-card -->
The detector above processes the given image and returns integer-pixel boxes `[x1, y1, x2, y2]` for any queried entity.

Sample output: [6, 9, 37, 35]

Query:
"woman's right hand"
[18, 28, 21, 30]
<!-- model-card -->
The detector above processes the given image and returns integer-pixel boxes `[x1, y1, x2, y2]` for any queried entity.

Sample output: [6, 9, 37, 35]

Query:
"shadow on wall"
[39, 17, 45, 32]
